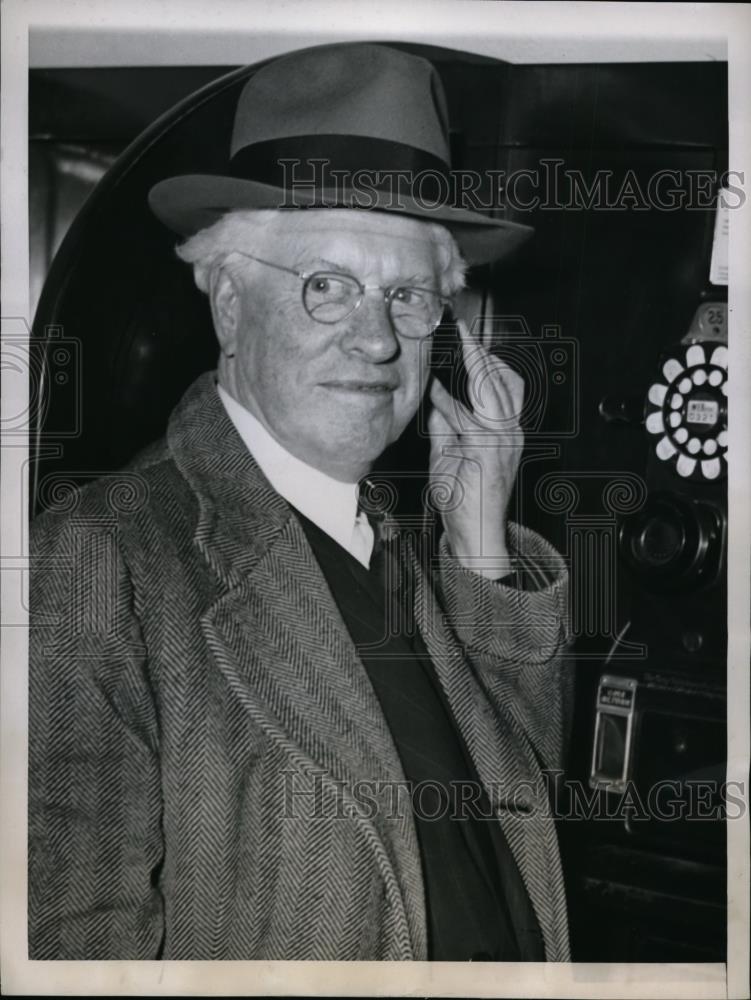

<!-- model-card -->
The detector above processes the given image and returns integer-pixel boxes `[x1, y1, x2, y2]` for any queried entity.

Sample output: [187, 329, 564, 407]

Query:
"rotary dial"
[645, 342, 727, 481]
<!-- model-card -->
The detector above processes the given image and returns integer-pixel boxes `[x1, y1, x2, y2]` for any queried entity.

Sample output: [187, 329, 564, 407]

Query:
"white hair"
[175, 210, 280, 293]
[176, 209, 467, 297]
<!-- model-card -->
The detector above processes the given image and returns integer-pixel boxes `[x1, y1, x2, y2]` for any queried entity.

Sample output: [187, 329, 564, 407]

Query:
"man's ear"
[208, 266, 242, 358]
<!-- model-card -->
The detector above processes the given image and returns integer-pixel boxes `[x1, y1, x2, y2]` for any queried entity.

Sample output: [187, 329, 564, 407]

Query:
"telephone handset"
[429, 309, 473, 413]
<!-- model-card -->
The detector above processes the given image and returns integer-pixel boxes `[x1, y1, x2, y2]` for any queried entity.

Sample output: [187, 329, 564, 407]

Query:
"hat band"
[229, 136, 453, 206]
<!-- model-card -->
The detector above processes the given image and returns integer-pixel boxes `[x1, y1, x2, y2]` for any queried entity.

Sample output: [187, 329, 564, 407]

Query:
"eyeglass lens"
[302, 272, 442, 338]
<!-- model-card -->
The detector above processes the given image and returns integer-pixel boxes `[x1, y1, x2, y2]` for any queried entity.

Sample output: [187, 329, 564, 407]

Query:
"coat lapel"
[167, 374, 426, 957]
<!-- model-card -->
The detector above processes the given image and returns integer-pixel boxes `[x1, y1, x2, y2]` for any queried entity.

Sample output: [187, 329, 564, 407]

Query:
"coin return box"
[590, 675, 638, 792]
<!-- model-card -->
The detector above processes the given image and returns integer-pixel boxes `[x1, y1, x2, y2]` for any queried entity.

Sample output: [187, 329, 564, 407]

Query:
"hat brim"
[148, 175, 533, 266]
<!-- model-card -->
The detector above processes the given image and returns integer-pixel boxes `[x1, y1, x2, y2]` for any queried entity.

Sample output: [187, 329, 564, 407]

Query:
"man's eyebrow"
[402, 274, 439, 288]
[296, 256, 351, 273]
[298, 257, 438, 288]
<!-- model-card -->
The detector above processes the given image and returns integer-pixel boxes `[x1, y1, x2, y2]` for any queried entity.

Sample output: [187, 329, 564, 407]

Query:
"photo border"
[2, 2, 749, 996]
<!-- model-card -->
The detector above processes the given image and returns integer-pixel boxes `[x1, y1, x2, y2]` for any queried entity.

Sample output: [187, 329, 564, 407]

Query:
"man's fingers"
[459, 320, 507, 417]
[428, 402, 452, 434]
[428, 402, 461, 447]
[457, 319, 525, 424]
[430, 374, 474, 431]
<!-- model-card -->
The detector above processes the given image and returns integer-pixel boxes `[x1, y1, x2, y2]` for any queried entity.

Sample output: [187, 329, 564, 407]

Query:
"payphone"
[579, 295, 728, 959]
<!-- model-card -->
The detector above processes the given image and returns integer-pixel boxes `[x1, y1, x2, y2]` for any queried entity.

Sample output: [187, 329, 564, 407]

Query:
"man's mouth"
[321, 380, 397, 394]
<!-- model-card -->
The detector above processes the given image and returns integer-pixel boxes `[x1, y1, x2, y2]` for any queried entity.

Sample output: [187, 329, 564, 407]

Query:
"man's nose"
[340, 293, 400, 362]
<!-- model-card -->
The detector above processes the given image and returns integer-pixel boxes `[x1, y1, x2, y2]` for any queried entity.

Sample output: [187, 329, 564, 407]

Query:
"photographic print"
[2, 1, 749, 996]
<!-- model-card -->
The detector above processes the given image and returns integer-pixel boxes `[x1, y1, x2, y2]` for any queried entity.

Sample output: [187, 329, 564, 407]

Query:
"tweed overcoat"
[29, 372, 573, 961]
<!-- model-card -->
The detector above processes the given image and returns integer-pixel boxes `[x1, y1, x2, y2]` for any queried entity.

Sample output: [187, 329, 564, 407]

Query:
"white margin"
[2, 1, 749, 997]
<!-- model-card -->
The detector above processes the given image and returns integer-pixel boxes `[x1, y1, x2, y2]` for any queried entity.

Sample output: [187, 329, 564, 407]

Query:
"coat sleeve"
[436, 521, 574, 774]
[29, 510, 164, 959]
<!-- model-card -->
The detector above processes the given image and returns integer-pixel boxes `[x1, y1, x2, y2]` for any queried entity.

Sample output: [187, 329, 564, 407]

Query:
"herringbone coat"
[29, 372, 573, 960]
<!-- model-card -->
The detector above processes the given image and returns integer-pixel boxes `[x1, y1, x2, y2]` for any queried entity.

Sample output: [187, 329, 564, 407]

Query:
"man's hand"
[428, 320, 525, 579]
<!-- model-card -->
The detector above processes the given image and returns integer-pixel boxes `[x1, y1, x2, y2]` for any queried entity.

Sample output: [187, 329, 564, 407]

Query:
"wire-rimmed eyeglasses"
[232, 251, 451, 340]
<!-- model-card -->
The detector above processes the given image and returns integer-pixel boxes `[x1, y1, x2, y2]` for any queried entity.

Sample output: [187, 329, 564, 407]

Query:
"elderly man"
[29, 43, 572, 961]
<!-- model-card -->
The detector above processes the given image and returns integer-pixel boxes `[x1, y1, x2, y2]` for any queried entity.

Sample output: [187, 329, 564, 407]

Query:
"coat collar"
[167, 372, 293, 586]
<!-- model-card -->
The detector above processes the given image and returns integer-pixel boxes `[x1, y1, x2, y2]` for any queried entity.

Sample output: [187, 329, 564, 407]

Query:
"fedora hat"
[148, 42, 533, 265]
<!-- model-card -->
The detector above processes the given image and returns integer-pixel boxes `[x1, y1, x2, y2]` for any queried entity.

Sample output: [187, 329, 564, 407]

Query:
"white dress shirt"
[217, 382, 375, 568]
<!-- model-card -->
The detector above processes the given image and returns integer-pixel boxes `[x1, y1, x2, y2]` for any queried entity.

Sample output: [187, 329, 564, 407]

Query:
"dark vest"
[295, 510, 544, 961]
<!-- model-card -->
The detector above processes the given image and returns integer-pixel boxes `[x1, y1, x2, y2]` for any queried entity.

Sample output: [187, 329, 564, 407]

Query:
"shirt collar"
[216, 382, 363, 556]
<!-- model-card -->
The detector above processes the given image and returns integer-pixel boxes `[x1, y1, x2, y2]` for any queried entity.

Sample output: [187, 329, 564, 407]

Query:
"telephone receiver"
[429, 308, 474, 412]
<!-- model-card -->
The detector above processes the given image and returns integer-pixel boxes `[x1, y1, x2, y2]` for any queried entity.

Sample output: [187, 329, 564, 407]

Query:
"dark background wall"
[29, 49, 729, 961]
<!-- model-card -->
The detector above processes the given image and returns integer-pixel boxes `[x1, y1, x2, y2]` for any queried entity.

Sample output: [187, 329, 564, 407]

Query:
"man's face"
[221, 211, 447, 481]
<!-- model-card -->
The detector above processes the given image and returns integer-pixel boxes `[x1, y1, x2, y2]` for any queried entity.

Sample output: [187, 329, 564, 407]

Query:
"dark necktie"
[356, 479, 391, 574]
